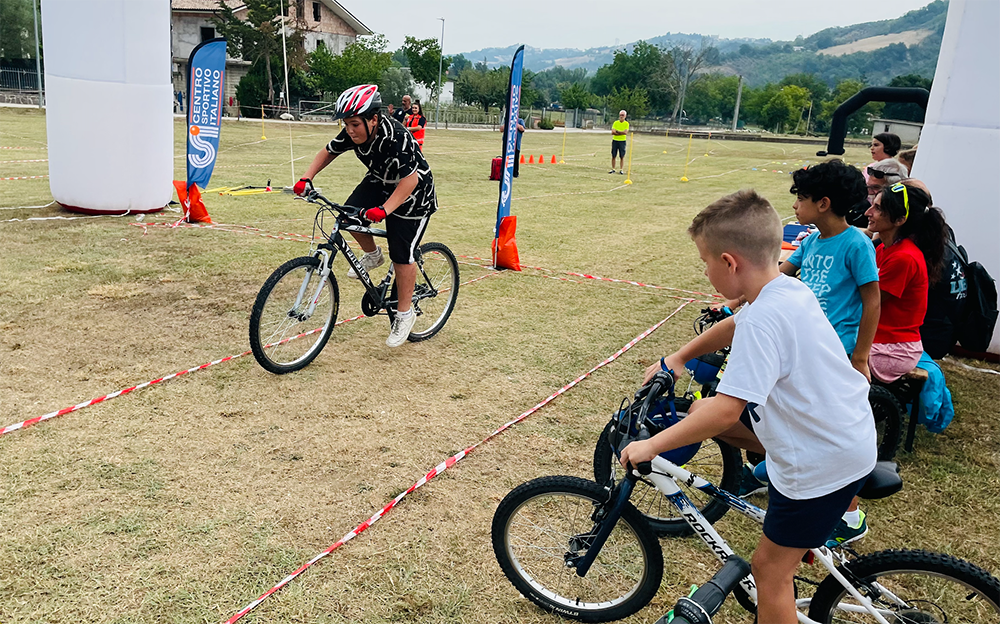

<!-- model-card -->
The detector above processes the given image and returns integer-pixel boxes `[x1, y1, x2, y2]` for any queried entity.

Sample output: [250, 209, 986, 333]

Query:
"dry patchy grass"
[0, 107, 997, 623]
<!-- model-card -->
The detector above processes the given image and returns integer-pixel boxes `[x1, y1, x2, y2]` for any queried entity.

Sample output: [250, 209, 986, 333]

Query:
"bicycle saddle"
[858, 461, 902, 500]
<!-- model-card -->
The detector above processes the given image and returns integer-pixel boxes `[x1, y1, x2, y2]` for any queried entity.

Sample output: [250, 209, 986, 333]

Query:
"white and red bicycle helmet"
[333, 84, 381, 120]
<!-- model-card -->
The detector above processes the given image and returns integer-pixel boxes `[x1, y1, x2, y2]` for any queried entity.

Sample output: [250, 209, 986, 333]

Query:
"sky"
[348, 0, 938, 55]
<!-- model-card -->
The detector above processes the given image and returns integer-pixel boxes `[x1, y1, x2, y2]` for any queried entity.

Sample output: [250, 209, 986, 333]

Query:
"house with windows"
[170, 0, 371, 111]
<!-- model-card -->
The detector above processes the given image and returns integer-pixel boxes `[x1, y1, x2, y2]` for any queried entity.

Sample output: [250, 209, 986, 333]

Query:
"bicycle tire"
[492, 475, 663, 623]
[869, 385, 903, 461]
[593, 421, 742, 537]
[249, 255, 339, 374]
[807, 548, 1000, 623]
[406, 242, 459, 342]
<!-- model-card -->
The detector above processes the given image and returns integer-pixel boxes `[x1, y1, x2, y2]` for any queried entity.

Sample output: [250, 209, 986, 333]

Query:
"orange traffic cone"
[528, 154, 534, 164]
[550, 155, 557, 164]
[520, 154, 525, 164]
[537, 155, 543, 164]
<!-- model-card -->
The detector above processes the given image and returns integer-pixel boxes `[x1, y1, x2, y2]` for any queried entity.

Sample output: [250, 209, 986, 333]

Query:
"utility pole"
[32, 0, 43, 108]
[731, 75, 743, 132]
[435, 18, 445, 130]
[805, 100, 814, 136]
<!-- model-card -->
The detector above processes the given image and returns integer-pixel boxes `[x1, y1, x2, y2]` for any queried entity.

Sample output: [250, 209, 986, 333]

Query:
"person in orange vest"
[405, 101, 427, 149]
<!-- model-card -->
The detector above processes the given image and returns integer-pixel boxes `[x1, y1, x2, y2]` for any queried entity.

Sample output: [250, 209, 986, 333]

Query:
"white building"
[871, 118, 923, 145]
[170, 0, 371, 112]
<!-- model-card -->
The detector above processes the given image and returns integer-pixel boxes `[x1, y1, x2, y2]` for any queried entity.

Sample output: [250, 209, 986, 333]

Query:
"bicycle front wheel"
[492, 475, 663, 623]
[249, 255, 339, 374]
[407, 242, 459, 341]
[593, 419, 742, 537]
[808, 549, 1000, 623]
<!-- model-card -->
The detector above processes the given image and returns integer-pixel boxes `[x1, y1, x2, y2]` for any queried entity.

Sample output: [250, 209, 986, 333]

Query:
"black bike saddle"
[858, 461, 903, 500]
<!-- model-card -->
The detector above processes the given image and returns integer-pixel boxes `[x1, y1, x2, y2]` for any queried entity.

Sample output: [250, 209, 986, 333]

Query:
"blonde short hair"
[688, 189, 782, 267]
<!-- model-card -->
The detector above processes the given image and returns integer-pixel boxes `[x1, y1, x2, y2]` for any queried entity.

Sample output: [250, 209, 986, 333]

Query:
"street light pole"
[435, 17, 445, 130]
[32, 0, 43, 108]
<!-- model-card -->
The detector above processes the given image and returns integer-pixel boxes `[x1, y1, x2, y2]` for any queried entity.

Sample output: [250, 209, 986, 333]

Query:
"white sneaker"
[347, 247, 384, 279]
[386, 311, 416, 347]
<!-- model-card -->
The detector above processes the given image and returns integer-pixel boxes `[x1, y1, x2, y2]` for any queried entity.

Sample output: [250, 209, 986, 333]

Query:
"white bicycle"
[492, 372, 1000, 623]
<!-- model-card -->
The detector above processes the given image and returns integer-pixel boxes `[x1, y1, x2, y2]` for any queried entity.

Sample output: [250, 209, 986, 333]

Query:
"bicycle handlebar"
[625, 371, 676, 477]
[297, 191, 365, 219]
[664, 555, 751, 624]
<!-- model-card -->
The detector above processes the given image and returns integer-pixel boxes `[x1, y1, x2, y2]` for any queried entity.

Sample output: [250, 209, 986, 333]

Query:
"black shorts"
[347, 178, 431, 265]
[763, 476, 867, 548]
[611, 141, 627, 158]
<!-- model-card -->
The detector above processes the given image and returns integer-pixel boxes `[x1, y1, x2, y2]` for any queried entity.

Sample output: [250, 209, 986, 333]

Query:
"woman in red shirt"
[864, 183, 947, 381]
[404, 101, 426, 149]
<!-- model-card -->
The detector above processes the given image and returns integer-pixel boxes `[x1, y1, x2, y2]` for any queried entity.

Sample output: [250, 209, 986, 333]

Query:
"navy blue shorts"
[611, 141, 627, 158]
[737, 404, 867, 548]
[763, 476, 867, 548]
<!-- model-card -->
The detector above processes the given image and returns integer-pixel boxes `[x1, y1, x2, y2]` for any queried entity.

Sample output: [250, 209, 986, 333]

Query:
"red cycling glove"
[293, 178, 313, 196]
[363, 206, 388, 223]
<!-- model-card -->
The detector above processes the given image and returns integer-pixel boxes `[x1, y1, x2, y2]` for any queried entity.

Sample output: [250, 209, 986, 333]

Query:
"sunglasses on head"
[890, 182, 910, 221]
[867, 167, 890, 179]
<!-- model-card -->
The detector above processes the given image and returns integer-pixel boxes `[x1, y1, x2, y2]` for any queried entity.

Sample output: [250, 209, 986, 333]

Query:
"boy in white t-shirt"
[620, 189, 877, 624]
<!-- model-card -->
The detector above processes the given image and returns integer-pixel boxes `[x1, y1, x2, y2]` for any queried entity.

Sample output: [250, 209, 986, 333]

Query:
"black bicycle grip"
[662, 555, 751, 624]
[633, 426, 653, 475]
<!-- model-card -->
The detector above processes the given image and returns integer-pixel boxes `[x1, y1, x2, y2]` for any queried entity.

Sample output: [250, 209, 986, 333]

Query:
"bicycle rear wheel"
[249, 255, 339, 374]
[406, 242, 459, 342]
[808, 549, 1000, 623]
[593, 419, 741, 537]
[492, 475, 663, 622]
[869, 385, 903, 461]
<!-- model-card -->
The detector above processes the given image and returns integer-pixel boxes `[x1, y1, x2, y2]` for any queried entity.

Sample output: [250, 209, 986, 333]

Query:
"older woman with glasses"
[863, 183, 947, 382]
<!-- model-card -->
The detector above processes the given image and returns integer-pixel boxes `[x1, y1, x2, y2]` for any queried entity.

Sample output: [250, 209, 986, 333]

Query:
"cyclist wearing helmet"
[295, 84, 438, 347]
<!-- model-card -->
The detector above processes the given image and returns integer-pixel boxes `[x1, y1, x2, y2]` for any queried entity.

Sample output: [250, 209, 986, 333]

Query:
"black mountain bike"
[249, 191, 459, 373]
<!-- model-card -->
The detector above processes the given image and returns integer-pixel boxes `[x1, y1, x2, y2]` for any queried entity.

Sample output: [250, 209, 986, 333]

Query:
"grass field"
[1, 106, 998, 624]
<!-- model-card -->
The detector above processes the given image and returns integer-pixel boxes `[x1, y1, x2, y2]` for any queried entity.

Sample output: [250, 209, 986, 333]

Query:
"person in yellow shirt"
[610, 109, 629, 174]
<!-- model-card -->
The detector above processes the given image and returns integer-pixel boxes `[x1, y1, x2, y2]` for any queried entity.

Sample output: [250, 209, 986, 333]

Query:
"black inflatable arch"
[818, 86, 930, 156]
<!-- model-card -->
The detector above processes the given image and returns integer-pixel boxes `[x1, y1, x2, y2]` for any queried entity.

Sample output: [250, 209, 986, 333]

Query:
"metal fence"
[0, 66, 43, 93]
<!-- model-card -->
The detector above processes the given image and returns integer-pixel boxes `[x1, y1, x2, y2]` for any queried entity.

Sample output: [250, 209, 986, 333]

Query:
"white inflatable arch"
[42, 0, 173, 214]
[911, 0, 1000, 353]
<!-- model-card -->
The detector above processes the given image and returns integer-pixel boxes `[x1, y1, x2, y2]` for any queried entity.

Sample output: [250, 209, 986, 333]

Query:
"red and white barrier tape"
[224, 300, 693, 623]
[0, 315, 365, 437]
[0, 158, 47, 164]
[534, 272, 714, 303]
[455, 254, 722, 300]
[2, 268, 501, 437]
[1, 174, 48, 181]
[0, 146, 29, 150]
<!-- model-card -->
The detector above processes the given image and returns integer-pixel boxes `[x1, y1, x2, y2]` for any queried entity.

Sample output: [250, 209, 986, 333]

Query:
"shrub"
[537, 117, 554, 130]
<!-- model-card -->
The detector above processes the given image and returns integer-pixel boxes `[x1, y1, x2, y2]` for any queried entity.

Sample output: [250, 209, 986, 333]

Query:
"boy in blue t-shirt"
[621, 189, 876, 624]
[783, 160, 880, 381]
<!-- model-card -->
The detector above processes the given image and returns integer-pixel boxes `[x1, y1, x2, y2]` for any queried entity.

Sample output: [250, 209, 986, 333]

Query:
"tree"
[0, 0, 36, 61]
[608, 86, 650, 120]
[402, 36, 451, 97]
[214, 0, 306, 107]
[668, 43, 716, 123]
[559, 82, 592, 110]
[449, 54, 471, 76]
[779, 73, 829, 105]
[592, 41, 667, 112]
[760, 85, 810, 133]
[307, 34, 392, 99]
[379, 66, 415, 107]
[683, 74, 741, 124]
[883, 74, 932, 122]
[454, 67, 507, 112]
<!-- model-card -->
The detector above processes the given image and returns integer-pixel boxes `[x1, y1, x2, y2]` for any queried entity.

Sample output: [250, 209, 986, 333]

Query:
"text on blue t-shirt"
[786, 226, 879, 356]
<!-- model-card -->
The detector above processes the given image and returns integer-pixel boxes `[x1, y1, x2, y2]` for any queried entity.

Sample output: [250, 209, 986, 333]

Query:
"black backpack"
[952, 241, 999, 353]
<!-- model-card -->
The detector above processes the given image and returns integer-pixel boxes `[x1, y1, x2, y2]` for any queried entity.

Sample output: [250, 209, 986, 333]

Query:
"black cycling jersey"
[326, 115, 437, 219]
